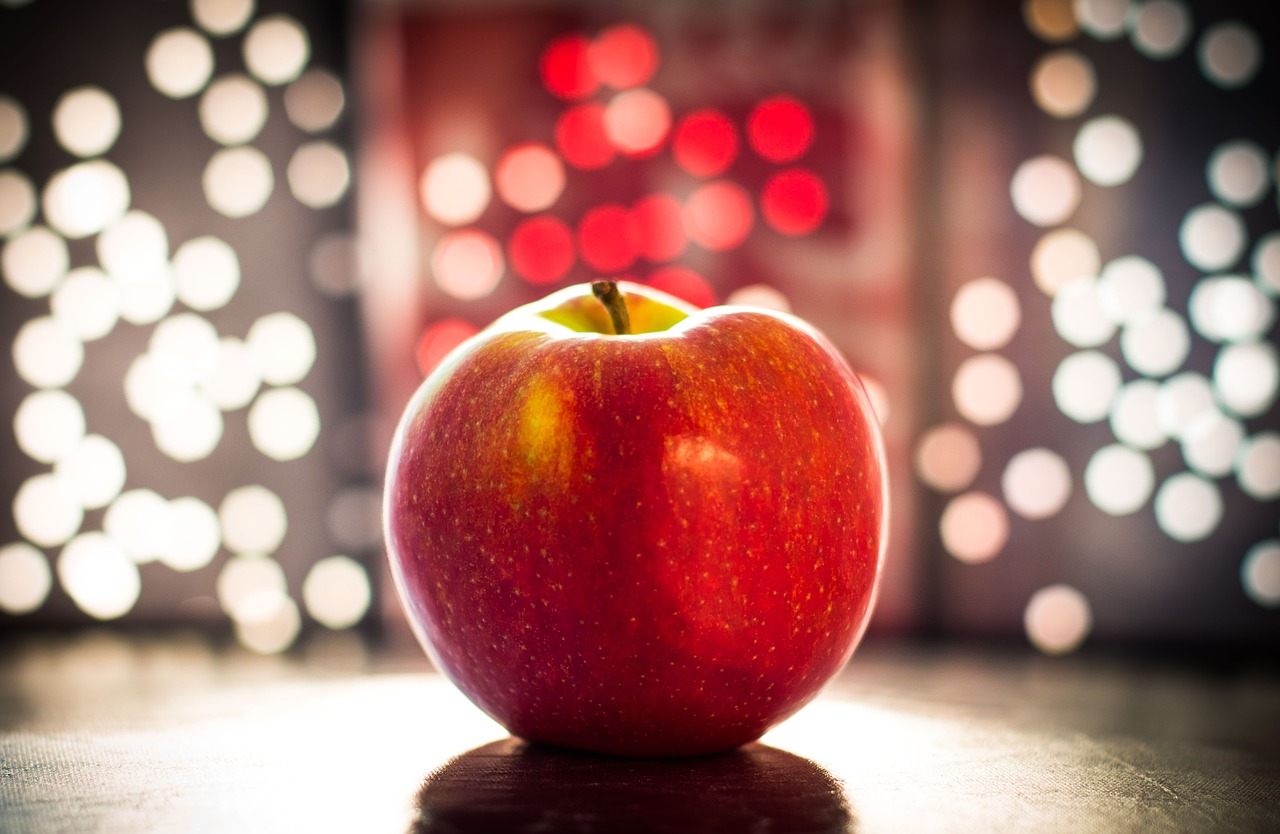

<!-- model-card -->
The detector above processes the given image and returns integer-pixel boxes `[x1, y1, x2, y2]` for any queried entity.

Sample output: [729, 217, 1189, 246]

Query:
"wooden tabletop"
[1, 632, 1277, 833]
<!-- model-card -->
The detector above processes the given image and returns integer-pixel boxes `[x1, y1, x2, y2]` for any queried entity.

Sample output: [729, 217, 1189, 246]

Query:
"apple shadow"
[409, 737, 856, 834]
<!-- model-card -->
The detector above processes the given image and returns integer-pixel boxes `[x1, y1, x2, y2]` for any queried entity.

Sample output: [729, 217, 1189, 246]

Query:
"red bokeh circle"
[761, 168, 829, 236]
[683, 180, 754, 252]
[672, 109, 739, 178]
[631, 193, 686, 262]
[746, 96, 815, 163]
[508, 216, 576, 285]
[578, 204, 639, 273]
[540, 34, 598, 100]
[554, 103, 616, 170]
[647, 266, 716, 308]
[588, 23, 659, 89]
[416, 319, 478, 377]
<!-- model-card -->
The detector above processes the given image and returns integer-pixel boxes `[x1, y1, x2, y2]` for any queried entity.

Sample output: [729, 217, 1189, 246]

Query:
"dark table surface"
[1, 631, 1277, 833]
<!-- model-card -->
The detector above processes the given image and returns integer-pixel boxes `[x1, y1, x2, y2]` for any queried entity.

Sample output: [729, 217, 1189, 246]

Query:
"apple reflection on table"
[410, 738, 854, 834]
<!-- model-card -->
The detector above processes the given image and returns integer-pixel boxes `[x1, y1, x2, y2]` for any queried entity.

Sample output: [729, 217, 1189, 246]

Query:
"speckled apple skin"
[385, 283, 887, 757]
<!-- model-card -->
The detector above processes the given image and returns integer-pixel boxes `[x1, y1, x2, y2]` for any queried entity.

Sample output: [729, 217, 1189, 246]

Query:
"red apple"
[384, 280, 886, 757]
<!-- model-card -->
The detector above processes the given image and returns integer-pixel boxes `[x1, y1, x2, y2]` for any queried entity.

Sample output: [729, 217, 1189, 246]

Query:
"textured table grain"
[1, 632, 1277, 833]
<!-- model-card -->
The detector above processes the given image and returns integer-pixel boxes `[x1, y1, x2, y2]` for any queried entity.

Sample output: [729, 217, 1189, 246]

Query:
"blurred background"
[0, 0, 1277, 661]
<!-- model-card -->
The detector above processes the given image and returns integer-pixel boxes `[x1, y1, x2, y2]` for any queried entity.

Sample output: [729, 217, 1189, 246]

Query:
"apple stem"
[591, 280, 633, 335]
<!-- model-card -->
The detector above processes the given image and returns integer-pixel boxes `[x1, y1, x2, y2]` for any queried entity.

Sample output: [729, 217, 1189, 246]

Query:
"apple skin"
[384, 282, 887, 757]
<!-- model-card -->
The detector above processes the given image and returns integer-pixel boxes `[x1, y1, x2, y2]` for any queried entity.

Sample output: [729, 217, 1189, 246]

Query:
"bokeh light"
[431, 229, 504, 299]
[554, 103, 614, 170]
[588, 23, 658, 89]
[0, 169, 36, 234]
[420, 153, 490, 226]
[951, 277, 1021, 351]
[0, 94, 29, 160]
[1189, 276, 1273, 343]
[1084, 444, 1154, 515]
[1031, 228, 1099, 295]
[248, 387, 320, 461]
[104, 489, 173, 563]
[58, 533, 141, 620]
[53, 86, 121, 157]
[12, 316, 83, 389]
[1197, 22, 1262, 89]
[1023, 0, 1078, 41]
[1051, 277, 1115, 347]
[1053, 350, 1120, 423]
[236, 596, 301, 654]
[603, 88, 671, 157]
[1030, 50, 1096, 117]
[1155, 372, 1216, 439]
[1011, 155, 1081, 227]
[1254, 233, 1280, 295]
[683, 181, 753, 252]
[151, 312, 220, 382]
[219, 485, 287, 555]
[1242, 540, 1280, 607]
[3, 225, 69, 297]
[915, 423, 982, 493]
[1108, 380, 1165, 450]
[115, 265, 175, 326]
[672, 109, 739, 177]
[1236, 433, 1280, 501]
[1129, 0, 1191, 58]
[940, 492, 1008, 564]
[416, 319, 477, 377]
[1180, 409, 1243, 478]
[1024, 584, 1091, 655]
[13, 473, 83, 547]
[760, 168, 829, 236]
[192, 0, 255, 36]
[303, 555, 372, 629]
[1120, 307, 1190, 377]
[199, 74, 269, 145]
[507, 216, 574, 286]
[217, 553, 289, 623]
[288, 141, 350, 208]
[1207, 140, 1270, 207]
[577, 204, 638, 272]
[53, 434, 126, 510]
[747, 96, 814, 163]
[42, 159, 130, 238]
[160, 497, 222, 572]
[203, 146, 274, 218]
[646, 266, 715, 309]
[151, 393, 224, 462]
[631, 194, 685, 263]
[1074, 0, 1128, 40]
[0, 543, 51, 615]
[247, 312, 319, 388]
[14, 389, 85, 464]
[99, 210, 169, 283]
[1213, 341, 1278, 418]
[953, 354, 1022, 426]
[284, 69, 344, 133]
[1073, 115, 1142, 186]
[201, 336, 261, 410]
[494, 143, 565, 213]
[725, 284, 791, 311]
[1154, 473, 1222, 542]
[173, 236, 240, 312]
[1097, 255, 1164, 324]
[146, 27, 215, 99]
[243, 14, 310, 85]
[540, 34, 597, 100]
[1002, 447, 1072, 520]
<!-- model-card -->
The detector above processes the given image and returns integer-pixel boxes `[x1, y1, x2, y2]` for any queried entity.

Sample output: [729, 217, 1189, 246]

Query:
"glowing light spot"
[201, 336, 261, 410]
[915, 423, 982, 493]
[58, 533, 140, 620]
[761, 168, 828, 237]
[173, 236, 240, 312]
[116, 264, 176, 326]
[1243, 541, 1280, 607]
[540, 34, 597, 100]
[494, 143, 565, 213]
[248, 386, 320, 461]
[1214, 341, 1278, 418]
[14, 389, 85, 464]
[588, 23, 658, 89]
[192, 0, 255, 35]
[13, 473, 83, 547]
[53, 434, 126, 510]
[554, 103, 615, 170]
[1198, 22, 1262, 89]
[747, 96, 814, 163]
[152, 393, 224, 462]
[1120, 307, 1190, 377]
[53, 86, 120, 157]
[151, 313, 221, 383]
[1084, 444, 1154, 515]
[432, 229, 504, 299]
[1024, 585, 1091, 655]
[1155, 473, 1222, 542]
[42, 159, 131, 238]
[203, 146, 274, 218]
[1236, 433, 1280, 501]
[507, 216, 574, 286]
[417, 319, 477, 377]
[950, 277, 1021, 351]
[1156, 372, 1216, 439]
[1031, 228, 1099, 296]
[673, 109, 738, 178]
[940, 492, 1008, 564]
[236, 596, 301, 654]
[287, 140, 350, 208]
[3, 225, 69, 297]
[243, 14, 310, 85]
[726, 284, 791, 312]
[1053, 350, 1120, 423]
[1097, 255, 1164, 324]
[603, 88, 671, 157]
[1030, 50, 1096, 117]
[1073, 115, 1142, 186]
[246, 312, 316, 386]
[1129, 0, 1190, 58]
[1109, 380, 1165, 450]
[1052, 277, 1115, 347]
[1075, 0, 1129, 39]
[0, 95, 29, 161]
[577, 204, 638, 272]
[199, 74, 268, 145]
[220, 485, 287, 555]
[1190, 275, 1274, 343]
[218, 553, 288, 623]
[631, 194, 685, 263]
[1023, 0, 1078, 41]
[98, 210, 169, 283]
[104, 489, 174, 563]
[161, 497, 221, 572]
[1207, 140, 1269, 207]
[0, 169, 36, 234]
[1254, 233, 1280, 295]
[420, 153, 490, 226]
[284, 69, 345, 132]
[953, 354, 1022, 426]
[684, 181, 754, 252]
[1002, 448, 1072, 520]
[0, 543, 51, 615]
[146, 27, 215, 98]
[1011, 155, 1081, 227]
[647, 266, 715, 309]
[1180, 409, 1244, 477]
[13, 317, 83, 389]
[303, 555, 372, 629]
